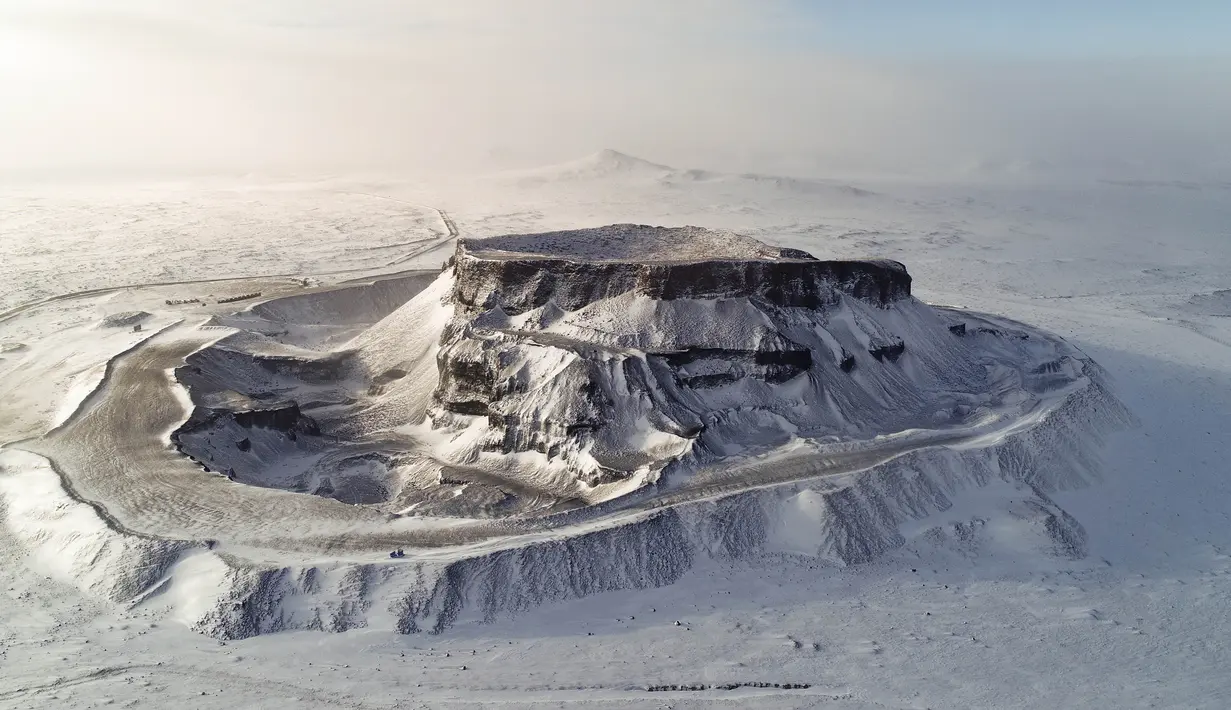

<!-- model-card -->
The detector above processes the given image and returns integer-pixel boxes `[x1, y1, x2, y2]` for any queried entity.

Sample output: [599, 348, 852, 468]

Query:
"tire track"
[384, 208, 458, 266]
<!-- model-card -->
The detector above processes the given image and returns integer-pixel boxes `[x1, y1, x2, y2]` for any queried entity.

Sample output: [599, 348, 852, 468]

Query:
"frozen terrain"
[2, 150, 1231, 708]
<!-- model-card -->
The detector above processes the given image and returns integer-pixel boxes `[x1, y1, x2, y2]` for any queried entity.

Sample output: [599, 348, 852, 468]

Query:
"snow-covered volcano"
[169, 225, 1124, 535]
[0, 210, 1132, 642]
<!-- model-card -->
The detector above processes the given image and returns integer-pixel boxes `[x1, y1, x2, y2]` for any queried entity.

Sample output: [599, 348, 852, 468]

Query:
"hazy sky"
[789, 1, 1231, 58]
[1, 1, 1227, 179]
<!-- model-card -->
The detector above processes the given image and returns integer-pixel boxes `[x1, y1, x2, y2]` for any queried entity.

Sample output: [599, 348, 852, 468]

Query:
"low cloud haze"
[1, 0, 1227, 180]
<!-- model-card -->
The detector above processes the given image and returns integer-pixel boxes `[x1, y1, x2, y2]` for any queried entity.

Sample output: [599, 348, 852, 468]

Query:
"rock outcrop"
[429, 226, 941, 501]
[451, 225, 910, 314]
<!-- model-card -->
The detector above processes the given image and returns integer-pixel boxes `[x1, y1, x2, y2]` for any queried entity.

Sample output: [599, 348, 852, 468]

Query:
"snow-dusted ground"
[2, 151, 1230, 707]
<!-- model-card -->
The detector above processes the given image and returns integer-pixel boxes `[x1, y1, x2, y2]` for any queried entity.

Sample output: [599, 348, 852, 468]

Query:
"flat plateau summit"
[453, 224, 911, 313]
[461, 223, 807, 262]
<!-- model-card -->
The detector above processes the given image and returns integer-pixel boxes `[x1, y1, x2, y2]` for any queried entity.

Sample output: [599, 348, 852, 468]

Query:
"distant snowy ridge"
[498, 149, 877, 198]
[504, 149, 677, 183]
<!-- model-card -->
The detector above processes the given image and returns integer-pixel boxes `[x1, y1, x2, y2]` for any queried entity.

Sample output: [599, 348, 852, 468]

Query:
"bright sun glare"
[0, 27, 72, 80]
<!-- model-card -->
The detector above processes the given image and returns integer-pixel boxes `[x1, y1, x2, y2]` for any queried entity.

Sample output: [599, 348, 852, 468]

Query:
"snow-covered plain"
[2, 150, 1231, 708]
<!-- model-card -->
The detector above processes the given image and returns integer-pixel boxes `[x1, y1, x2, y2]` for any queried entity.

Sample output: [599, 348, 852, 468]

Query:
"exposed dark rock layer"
[452, 225, 910, 315]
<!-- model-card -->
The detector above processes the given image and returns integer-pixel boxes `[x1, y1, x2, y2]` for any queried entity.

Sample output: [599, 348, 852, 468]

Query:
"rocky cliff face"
[451, 225, 911, 314]
[428, 226, 971, 503]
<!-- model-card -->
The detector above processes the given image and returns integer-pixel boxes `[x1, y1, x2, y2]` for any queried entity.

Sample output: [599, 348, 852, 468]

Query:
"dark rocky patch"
[869, 339, 906, 363]
[646, 682, 812, 692]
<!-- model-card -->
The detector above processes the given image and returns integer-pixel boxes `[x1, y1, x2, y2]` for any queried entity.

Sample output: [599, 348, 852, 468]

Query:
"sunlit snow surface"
[2, 152, 1231, 708]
